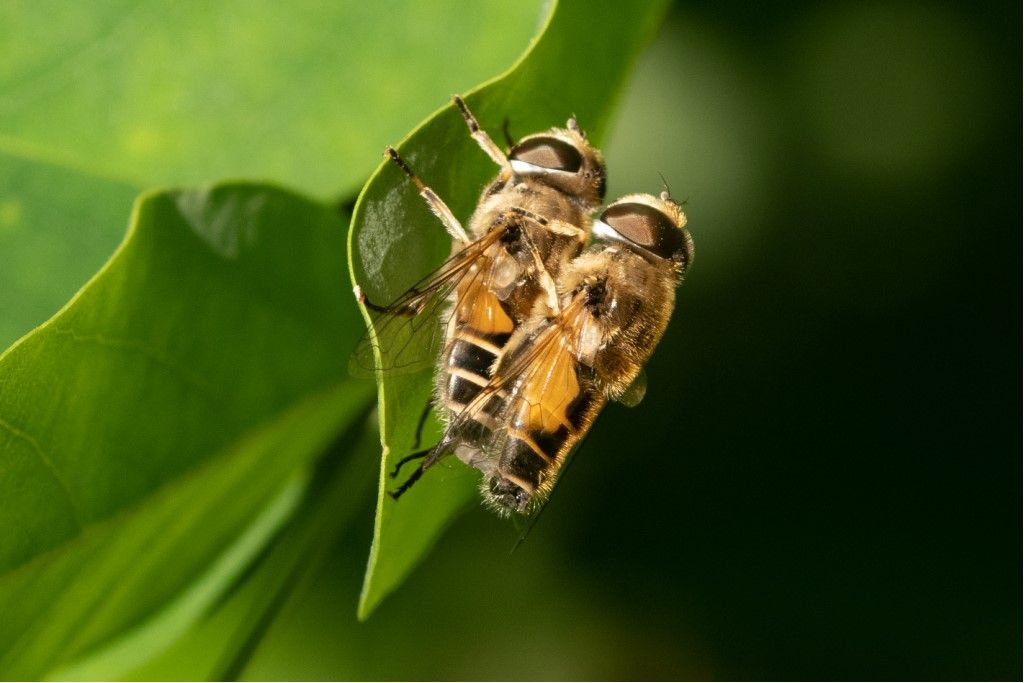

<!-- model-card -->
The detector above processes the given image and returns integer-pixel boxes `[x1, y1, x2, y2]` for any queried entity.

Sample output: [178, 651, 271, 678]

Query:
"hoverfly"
[403, 191, 693, 515]
[353, 97, 607, 495]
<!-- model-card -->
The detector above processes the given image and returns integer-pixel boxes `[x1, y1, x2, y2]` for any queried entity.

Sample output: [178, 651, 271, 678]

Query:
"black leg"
[389, 463, 427, 500]
[501, 117, 515, 150]
[413, 401, 433, 449]
[358, 292, 391, 313]
[390, 447, 430, 479]
[353, 284, 421, 317]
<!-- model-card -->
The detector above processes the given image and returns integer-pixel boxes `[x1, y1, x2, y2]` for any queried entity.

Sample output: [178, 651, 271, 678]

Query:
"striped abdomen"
[438, 260, 515, 462]
[491, 319, 603, 506]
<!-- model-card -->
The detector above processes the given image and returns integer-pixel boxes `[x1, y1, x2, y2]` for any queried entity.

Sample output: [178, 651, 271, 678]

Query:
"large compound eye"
[509, 136, 583, 173]
[598, 202, 687, 263]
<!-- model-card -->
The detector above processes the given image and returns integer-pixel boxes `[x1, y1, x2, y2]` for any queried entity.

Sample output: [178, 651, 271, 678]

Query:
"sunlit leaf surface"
[0, 1, 539, 197]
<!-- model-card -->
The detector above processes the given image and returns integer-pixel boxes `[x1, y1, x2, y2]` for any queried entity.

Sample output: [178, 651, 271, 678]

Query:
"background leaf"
[56, 421, 381, 681]
[0, 0, 541, 197]
[349, 0, 671, 619]
[0, 183, 374, 678]
[0, 1, 543, 351]
[0, 152, 138, 350]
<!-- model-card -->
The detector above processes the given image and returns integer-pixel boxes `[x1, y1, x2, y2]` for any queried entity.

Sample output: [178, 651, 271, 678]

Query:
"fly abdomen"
[445, 366, 487, 408]
[442, 329, 510, 411]
[441, 327, 514, 470]
[500, 425, 567, 491]
[497, 373, 602, 498]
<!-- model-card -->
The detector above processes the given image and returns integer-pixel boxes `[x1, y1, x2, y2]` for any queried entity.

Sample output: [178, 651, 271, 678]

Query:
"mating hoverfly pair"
[354, 96, 693, 516]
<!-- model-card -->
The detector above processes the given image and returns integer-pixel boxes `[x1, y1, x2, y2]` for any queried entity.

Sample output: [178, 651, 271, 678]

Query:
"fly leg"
[389, 418, 454, 498]
[501, 117, 515, 151]
[389, 445, 447, 500]
[499, 206, 587, 315]
[508, 206, 587, 240]
[390, 448, 429, 479]
[385, 402, 435, 479]
[412, 400, 433, 450]
[388, 402, 442, 492]
[389, 460, 428, 500]
[352, 283, 424, 316]
[453, 95, 513, 178]
[385, 146, 469, 244]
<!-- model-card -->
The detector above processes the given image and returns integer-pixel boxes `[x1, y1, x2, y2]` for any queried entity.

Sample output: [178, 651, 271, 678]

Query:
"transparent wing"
[349, 228, 505, 378]
[434, 297, 592, 488]
[436, 318, 566, 456]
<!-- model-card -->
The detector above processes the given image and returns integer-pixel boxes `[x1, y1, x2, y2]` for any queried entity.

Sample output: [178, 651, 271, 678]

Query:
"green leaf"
[0, 151, 139, 350]
[0, 1, 545, 348]
[349, 0, 671, 619]
[0, 1, 541, 197]
[45, 468, 309, 682]
[56, 423, 381, 682]
[0, 183, 374, 678]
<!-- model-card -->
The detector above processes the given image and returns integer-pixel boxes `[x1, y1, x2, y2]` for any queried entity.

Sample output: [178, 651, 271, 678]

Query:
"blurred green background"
[264, 2, 1017, 679]
[2, 0, 1018, 679]
[250, 1, 1019, 679]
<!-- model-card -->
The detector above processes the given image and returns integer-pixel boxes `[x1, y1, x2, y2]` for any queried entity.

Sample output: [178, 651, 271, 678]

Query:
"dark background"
[244, 0, 1020, 678]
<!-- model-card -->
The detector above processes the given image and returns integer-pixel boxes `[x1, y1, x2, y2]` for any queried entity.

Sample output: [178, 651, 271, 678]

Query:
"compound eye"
[509, 137, 583, 172]
[600, 202, 686, 263]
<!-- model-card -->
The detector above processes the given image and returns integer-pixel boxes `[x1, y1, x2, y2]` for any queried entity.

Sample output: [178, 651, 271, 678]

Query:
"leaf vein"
[55, 328, 220, 399]
[0, 417, 84, 530]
